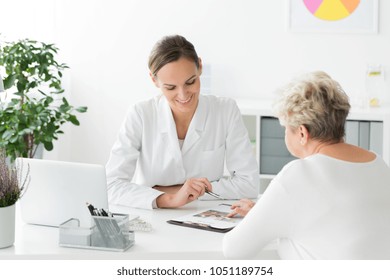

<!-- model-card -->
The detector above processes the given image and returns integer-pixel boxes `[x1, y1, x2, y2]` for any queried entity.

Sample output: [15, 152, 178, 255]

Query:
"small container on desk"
[59, 213, 134, 252]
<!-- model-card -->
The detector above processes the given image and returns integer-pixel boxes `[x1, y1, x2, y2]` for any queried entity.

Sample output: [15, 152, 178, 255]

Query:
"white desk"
[0, 200, 279, 260]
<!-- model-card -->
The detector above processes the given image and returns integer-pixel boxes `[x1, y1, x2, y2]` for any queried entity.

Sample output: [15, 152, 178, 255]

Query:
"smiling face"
[151, 57, 202, 117]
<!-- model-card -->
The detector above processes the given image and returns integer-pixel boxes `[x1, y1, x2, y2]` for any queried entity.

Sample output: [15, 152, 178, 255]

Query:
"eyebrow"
[163, 75, 197, 87]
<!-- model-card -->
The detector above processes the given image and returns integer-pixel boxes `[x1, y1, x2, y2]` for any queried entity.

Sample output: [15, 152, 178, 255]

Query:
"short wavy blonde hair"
[274, 71, 351, 142]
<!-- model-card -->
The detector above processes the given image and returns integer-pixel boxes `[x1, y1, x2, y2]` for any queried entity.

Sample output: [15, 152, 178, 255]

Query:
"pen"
[205, 189, 223, 199]
[220, 203, 232, 207]
[100, 208, 110, 217]
[86, 202, 96, 215]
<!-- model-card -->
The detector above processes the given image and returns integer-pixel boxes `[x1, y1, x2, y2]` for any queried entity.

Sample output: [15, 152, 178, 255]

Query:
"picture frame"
[287, 0, 379, 34]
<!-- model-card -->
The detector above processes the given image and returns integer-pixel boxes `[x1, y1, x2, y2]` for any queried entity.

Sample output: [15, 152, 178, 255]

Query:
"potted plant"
[0, 38, 87, 161]
[0, 149, 29, 248]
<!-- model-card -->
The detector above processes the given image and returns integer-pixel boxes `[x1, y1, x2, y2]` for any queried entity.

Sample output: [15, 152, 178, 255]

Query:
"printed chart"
[303, 0, 360, 21]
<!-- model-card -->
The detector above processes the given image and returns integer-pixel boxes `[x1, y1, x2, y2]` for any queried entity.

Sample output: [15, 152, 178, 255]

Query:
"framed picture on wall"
[288, 0, 379, 33]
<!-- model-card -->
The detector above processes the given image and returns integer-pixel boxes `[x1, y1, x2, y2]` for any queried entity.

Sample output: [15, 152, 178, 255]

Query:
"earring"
[300, 139, 304, 145]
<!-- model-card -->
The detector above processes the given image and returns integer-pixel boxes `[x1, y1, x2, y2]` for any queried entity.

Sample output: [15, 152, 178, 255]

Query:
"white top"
[106, 94, 259, 209]
[223, 154, 390, 260]
[178, 139, 184, 150]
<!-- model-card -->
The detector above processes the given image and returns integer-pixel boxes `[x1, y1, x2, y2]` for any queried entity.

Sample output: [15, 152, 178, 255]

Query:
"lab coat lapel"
[181, 95, 208, 155]
[157, 96, 183, 165]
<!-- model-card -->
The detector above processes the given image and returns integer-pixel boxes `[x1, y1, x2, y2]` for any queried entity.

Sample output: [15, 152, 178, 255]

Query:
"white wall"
[1, 0, 390, 164]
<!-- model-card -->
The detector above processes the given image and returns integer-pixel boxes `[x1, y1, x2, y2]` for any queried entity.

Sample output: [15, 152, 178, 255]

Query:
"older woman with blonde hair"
[223, 71, 390, 259]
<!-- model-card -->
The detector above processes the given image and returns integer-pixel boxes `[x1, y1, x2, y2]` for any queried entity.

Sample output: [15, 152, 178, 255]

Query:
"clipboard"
[167, 204, 243, 233]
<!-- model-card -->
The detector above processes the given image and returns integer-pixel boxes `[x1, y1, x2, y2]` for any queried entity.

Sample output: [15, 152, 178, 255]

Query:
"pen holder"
[59, 213, 134, 252]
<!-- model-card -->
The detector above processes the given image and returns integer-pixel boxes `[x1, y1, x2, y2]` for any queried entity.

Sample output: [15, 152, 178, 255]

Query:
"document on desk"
[167, 204, 243, 233]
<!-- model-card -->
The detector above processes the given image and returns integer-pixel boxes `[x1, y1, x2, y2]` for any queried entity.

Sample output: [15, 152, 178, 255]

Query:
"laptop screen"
[16, 158, 108, 227]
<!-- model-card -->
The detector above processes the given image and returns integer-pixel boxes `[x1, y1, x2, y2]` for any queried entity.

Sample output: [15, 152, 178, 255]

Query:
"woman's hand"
[156, 178, 212, 208]
[226, 198, 255, 217]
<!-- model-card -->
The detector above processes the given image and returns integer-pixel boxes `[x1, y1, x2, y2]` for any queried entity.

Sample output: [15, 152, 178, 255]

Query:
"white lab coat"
[106, 94, 259, 209]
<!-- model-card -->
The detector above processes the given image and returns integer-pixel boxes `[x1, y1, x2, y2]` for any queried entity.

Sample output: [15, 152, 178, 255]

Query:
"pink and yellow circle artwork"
[303, 0, 360, 21]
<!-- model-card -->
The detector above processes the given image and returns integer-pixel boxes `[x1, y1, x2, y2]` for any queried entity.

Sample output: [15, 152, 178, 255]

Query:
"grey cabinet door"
[345, 120, 383, 155]
[260, 117, 296, 175]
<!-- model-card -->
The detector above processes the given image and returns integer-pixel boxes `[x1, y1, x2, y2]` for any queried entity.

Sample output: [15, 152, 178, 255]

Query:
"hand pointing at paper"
[227, 199, 255, 218]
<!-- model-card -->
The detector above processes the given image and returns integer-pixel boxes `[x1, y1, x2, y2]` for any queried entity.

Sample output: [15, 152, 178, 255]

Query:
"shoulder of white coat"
[134, 96, 159, 111]
[126, 96, 159, 116]
[202, 95, 238, 112]
[121, 98, 158, 129]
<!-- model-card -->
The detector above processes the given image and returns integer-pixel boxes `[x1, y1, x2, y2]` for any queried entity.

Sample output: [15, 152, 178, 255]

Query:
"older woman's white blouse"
[223, 154, 390, 259]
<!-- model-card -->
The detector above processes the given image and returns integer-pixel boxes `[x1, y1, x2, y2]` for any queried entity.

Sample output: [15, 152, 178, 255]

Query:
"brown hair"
[148, 35, 199, 76]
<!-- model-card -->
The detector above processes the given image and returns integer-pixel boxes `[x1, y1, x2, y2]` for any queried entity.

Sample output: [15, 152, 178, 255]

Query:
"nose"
[176, 87, 187, 99]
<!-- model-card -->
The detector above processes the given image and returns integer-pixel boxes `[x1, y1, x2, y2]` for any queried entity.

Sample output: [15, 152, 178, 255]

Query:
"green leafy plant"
[0, 38, 87, 161]
[0, 149, 30, 207]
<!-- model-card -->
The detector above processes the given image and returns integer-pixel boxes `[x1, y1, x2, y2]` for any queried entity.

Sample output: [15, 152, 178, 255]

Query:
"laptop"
[16, 158, 109, 227]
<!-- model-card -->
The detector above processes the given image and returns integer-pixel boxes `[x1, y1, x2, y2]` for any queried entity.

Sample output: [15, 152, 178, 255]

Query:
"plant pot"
[0, 204, 16, 249]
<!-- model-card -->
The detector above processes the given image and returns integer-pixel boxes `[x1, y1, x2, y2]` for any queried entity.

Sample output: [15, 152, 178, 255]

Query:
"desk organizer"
[59, 213, 134, 252]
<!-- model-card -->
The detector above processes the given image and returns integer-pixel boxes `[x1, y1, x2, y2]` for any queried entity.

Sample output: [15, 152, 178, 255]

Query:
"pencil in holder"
[91, 214, 133, 249]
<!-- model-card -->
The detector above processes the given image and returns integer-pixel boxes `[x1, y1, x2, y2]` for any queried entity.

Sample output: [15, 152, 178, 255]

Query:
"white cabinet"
[236, 99, 390, 192]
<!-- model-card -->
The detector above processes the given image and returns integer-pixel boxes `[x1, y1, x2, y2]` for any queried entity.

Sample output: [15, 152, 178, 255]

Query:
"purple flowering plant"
[0, 149, 30, 207]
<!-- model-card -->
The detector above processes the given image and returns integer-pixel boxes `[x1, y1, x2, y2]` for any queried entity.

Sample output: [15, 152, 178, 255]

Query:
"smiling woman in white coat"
[106, 35, 259, 209]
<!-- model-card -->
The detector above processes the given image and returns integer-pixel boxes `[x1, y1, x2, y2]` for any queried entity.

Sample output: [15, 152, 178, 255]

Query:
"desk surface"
[0, 200, 278, 260]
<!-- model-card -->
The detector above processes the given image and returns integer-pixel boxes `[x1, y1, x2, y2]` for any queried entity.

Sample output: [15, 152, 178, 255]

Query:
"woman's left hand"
[226, 198, 255, 217]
